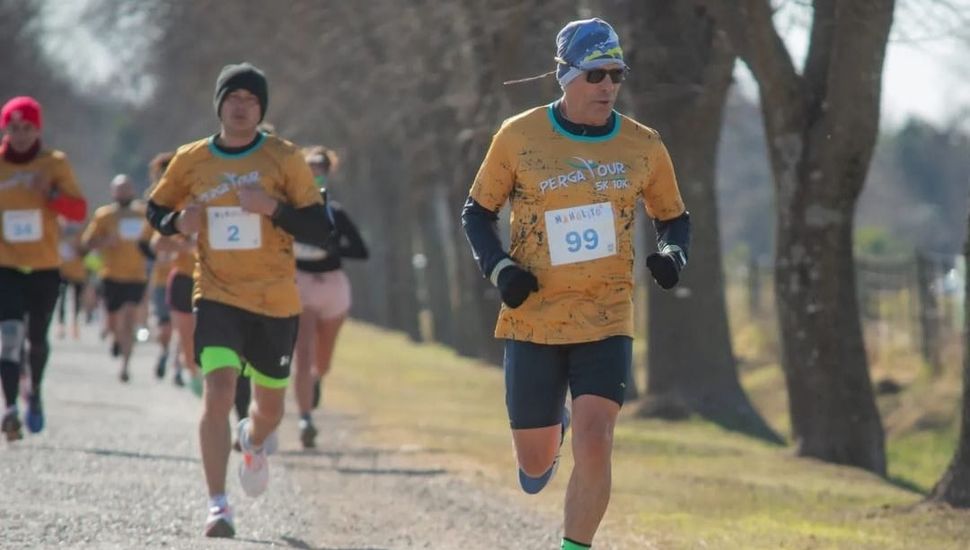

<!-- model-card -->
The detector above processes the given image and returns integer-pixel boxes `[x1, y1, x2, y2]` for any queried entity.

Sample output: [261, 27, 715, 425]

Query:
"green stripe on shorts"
[200, 346, 242, 376]
[244, 364, 289, 389]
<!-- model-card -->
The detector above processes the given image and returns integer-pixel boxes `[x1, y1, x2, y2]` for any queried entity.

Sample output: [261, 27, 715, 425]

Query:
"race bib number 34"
[207, 207, 261, 250]
[2, 209, 43, 243]
[545, 202, 617, 266]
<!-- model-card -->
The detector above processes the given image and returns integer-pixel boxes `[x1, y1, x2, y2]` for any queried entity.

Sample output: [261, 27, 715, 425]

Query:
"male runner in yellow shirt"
[81, 175, 154, 383]
[146, 62, 332, 538]
[461, 19, 690, 550]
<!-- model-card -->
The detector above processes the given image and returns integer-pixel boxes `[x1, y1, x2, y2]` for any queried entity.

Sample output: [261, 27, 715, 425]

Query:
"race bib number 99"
[544, 202, 616, 266]
[2, 209, 43, 243]
[207, 206, 261, 250]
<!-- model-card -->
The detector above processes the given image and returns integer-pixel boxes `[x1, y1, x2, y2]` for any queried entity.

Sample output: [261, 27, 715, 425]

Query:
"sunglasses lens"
[586, 70, 606, 84]
[585, 69, 626, 84]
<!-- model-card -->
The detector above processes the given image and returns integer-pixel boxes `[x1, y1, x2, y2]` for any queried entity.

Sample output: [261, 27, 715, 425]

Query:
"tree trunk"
[928, 207, 970, 505]
[706, 0, 893, 474]
[418, 185, 458, 347]
[605, 1, 779, 440]
[377, 142, 422, 342]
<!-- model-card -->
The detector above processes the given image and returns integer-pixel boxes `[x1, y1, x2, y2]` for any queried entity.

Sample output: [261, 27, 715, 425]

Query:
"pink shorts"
[296, 269, 351, 320]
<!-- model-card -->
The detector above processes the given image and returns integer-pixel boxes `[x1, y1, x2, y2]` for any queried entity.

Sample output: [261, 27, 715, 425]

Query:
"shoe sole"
[238, 454, 269, 497]
[204, 518, 235, 538]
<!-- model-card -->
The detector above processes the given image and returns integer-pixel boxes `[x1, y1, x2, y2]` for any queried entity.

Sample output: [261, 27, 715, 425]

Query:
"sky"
[35, 1, 970, 129]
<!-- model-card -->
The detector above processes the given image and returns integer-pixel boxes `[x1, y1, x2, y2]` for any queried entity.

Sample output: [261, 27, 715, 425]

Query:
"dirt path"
[0, 325, 570, 549]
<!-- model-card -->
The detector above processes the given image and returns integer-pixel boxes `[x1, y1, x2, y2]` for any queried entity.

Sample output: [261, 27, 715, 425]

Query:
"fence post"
[916, 251, 942, 375]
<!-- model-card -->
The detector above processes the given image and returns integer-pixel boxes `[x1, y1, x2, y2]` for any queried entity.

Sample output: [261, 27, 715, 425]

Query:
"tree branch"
[700, 0, 806, 127]
[803, 0, 836, 106]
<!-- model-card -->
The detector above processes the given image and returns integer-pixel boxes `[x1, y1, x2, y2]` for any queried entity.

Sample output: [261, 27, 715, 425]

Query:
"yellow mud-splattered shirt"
[469, 105, 685, 344]
[0, 149, 84, 270]
[81, 201, 153, 282]
[148, 133, 322, 317]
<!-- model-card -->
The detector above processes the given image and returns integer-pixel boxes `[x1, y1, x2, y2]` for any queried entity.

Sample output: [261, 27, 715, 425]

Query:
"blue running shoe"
[518, 406, 571, 494]
[26, 394, 44, 434]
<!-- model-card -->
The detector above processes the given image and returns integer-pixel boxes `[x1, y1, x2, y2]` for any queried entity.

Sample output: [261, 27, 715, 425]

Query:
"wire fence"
[728, 251, 966, 377]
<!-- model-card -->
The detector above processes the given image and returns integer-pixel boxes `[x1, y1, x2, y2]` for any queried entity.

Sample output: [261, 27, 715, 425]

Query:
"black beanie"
[213, 62, 268, 122]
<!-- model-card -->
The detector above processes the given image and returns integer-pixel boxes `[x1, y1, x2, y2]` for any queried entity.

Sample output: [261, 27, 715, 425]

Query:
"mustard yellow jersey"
[470, 105, 685, 344]
[0, 149, 84, 270]
[148, 133, 322, 317]
[81, 201, 153, 282]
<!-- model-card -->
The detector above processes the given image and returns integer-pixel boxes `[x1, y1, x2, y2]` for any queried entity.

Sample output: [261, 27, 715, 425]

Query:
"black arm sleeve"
[138, 240, 156, 261]
[271, 202, 333, 248]
[460, 196, 509, 279]
[653, 211, 691, 260]
[333, 209, 368, 260]
[146, 200, 180, 236]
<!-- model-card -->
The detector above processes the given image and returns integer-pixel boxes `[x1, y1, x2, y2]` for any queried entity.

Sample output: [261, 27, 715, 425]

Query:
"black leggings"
[57, 279, 85, 326]
[235, 375, 251, 422]
[0, 268, 62, 406]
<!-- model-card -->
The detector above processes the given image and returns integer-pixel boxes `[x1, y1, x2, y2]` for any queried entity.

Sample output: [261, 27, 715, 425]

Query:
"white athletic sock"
[209, 494, 228, 509]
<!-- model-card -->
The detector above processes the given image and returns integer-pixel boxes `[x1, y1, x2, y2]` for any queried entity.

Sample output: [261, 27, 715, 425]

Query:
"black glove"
[647, 252, 681, 290]
[496, 265, 539, 308]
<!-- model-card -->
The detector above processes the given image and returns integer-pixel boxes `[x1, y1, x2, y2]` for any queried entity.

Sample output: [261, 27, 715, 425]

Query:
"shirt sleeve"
[52, 153, 84, 198]
[148, 150, 190, 208]
[468, 125, 516, 212]
[641, 138, 686, 221]
[283, 152, 324, 208]
[80, 213, 104, 248]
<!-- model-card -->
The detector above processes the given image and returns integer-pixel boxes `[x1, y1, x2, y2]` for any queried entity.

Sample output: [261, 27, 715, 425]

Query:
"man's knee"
[571, 397, 619, 466]
[0, 320, 26, 363]
[203, 369, 239, 414]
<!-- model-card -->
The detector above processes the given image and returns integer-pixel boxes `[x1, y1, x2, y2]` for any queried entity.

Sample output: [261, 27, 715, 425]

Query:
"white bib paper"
[207, 206, 261, 250]
[2, 209, 42, 243]
[118, 218, 144, 241]
[544, 202, 617, 266]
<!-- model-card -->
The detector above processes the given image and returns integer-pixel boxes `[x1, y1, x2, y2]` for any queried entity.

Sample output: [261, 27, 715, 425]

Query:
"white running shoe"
[236, 418, 277, 497]
[203, 504, 235, 538]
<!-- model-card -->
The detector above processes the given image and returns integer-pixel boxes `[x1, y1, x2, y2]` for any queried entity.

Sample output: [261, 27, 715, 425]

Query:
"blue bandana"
[555, 18, 627, 89]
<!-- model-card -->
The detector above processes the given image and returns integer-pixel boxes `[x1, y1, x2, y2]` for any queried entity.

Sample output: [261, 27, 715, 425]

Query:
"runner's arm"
[463, 125, 518, 284]
[643, 138, 690, 266]
[333, 207, 368, 260]
[146, 201, 182, 236]
[653, 211, 691, 267]
[461, 196, 513, 283]
[270, 202, 333, 247]
[47, 154, 87, 221]
[146, 149, 191, 236]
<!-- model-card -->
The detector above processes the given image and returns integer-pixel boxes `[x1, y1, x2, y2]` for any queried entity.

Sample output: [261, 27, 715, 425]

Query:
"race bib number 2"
[544, 202, 616, 266]
[207, 206, 261, 250]
[2, 209, 43, 243]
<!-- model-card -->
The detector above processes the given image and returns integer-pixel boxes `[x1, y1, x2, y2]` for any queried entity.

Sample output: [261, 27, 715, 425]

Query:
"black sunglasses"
[585, 68, 628, 84]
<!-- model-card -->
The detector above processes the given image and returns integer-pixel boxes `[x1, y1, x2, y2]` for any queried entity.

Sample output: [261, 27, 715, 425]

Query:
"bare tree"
[702, 0, 895, 474]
